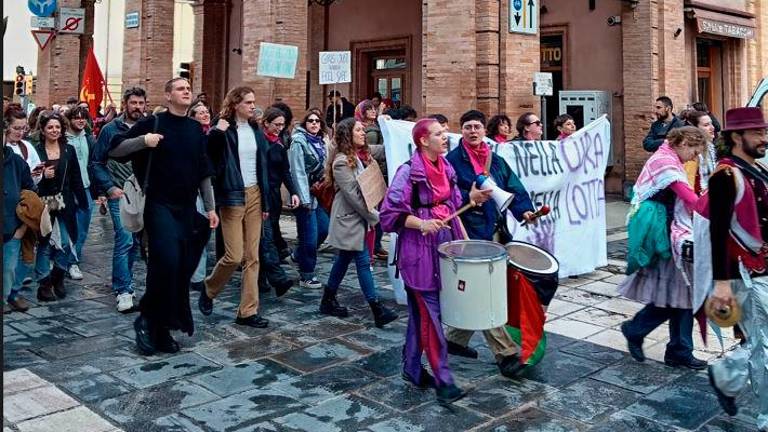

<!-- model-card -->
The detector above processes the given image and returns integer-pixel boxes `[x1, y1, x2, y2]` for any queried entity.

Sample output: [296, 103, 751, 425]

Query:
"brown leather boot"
[37, 277, 57, 302]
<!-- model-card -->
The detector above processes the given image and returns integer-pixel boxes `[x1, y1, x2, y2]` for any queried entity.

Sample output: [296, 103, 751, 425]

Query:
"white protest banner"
[319, 51, 351, 85]
[257, 42, 298, 79]
[380, 115, 611, 280]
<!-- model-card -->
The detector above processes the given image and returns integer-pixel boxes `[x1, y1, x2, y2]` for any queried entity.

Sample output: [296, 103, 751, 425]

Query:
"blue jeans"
[294, 206, 329, 280]
[623, 304, 694, 361]
[36, 223, 73, 279]
[4, 239, 21, 301]
[326, 244, 378, 302]
[108, 198, 140, 295]
[73, 189, 93, 262]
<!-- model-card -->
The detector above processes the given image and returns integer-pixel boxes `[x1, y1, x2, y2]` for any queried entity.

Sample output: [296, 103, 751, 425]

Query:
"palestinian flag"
[506, 269, 548, 365]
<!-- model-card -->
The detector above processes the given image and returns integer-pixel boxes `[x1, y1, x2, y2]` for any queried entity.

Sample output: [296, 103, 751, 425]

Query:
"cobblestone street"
[2, 202, 760, 432]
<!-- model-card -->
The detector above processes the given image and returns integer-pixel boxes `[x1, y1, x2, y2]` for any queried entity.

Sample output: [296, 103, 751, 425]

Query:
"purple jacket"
[380, 152, 465, 291]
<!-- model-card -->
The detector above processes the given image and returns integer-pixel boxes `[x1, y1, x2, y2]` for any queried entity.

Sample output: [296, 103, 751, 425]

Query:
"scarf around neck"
[632, 141, 687, 205]
[462, 140, 490, 175]
[420, 151, 451, 220]
[304, 130, 326, 160]
[265, 132, 281, 145]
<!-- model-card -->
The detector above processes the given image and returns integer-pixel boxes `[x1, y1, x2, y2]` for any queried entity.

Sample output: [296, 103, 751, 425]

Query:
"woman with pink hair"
[380, 118, 467, 405]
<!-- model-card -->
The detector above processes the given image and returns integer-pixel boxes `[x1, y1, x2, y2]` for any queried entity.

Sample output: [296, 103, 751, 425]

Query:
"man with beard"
[90, 87, 149, 313]
[110, 78, 219, 355]
[705, 107, 768, 431]
[643, 96, 685, 152]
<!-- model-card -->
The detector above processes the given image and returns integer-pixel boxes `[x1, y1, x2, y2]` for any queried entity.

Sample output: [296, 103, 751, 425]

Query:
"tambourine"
[704, 298, 742, 328]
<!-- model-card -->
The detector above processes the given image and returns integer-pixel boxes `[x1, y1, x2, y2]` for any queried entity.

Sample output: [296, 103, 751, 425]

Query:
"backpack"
[119, 115, 159, 233]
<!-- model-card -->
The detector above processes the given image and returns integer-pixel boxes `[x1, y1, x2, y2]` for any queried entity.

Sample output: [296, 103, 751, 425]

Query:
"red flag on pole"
[79, 48, 105, 119]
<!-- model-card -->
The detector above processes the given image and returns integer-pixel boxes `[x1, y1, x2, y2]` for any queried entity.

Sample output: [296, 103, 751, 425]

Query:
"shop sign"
[698, 18, 755, 39]
[540, 35, 563, 68]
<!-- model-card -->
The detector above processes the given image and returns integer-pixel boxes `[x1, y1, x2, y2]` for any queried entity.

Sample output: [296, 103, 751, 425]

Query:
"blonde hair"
[667, 126, 707, 148]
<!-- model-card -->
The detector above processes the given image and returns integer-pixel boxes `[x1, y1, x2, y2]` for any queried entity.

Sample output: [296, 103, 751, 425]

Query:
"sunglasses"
[527, 120, 542, 126]
[306, 118, 321, 124]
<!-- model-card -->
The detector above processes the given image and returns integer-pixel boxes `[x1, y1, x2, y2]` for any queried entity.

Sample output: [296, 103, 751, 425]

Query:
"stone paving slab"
[4, 207, 759, 432]
[15, 406, 117, 432]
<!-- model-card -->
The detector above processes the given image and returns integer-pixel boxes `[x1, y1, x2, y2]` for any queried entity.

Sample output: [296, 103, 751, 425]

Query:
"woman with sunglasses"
[34, 113, 89, 302]
[513, 112, 544, 141]
[289, 109, 330, 289]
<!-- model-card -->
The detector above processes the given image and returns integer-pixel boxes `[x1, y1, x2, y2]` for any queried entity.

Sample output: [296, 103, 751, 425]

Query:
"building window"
[696, 38, 723, 119]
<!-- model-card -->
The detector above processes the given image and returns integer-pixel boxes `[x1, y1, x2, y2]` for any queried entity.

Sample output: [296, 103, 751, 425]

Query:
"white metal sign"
[31, 16, 55, 28]
[510, 0, 538, 35]
[58, 7, 85, 34]
[533, 72, 553, 96]
[319, 51, 351, 85]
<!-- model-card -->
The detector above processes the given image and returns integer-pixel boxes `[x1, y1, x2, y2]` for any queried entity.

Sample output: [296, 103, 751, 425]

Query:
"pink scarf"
[462, 140, 490, 175]
[420, 151, 451, 220]
[265, 132, 281, 145]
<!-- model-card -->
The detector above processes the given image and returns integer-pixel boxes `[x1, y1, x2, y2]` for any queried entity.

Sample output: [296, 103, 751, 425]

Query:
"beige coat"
[327, 152, 381, 251]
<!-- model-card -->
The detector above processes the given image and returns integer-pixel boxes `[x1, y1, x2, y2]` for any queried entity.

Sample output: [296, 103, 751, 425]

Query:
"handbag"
[119, 115, 159, 233]
[310, 178, 335, 213]
[40, 155, 69, 212]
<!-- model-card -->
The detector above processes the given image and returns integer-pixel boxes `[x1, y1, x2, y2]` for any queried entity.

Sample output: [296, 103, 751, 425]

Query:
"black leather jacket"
[207, 118, 271, 211]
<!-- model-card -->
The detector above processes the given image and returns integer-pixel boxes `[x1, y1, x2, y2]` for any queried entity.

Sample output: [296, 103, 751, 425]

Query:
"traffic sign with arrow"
[28, 0, 57, 17]
[509, 0, 538, 35]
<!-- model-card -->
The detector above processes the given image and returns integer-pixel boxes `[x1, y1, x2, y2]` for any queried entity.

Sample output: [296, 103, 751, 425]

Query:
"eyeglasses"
[270, 122, 285, 128]
[526, 120, 542, 126]
[307, 118, 321, 124]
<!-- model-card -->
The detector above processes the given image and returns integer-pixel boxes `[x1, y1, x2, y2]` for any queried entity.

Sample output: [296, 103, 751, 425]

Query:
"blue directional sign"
[28, 0, 57, 17]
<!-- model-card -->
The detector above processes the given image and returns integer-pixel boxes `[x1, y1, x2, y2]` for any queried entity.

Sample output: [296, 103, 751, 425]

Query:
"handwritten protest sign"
[257, 42, 298, 79]
[319, 51, 351, 85]
[380, 115, 611, 279]
[358, 162, 387, 211]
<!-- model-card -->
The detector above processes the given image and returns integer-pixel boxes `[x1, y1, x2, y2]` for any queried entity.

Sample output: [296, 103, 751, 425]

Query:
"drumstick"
[520, 205, 551, 227]
[442, 201, 476, 224]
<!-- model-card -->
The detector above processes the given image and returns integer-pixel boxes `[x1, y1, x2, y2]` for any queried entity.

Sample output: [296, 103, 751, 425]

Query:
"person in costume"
[444, 109, 536, 378]
[380, 118, 467, 404]
[704, 107, 768, 431]
[619, 126, 708, 370]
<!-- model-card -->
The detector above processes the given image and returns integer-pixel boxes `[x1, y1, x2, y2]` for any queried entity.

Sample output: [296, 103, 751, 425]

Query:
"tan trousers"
[445, 326, 520, 361]
[205, 186, 263, 318]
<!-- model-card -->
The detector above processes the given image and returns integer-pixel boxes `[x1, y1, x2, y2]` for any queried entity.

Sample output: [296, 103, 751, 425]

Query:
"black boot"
[154, 327, 180, 354]
[320, 290, 348, 317]
[36, 277, 57, 302]
[133, 315, 156, 356]
[369, 299, 398, 328]
[51, 267, 66, 299]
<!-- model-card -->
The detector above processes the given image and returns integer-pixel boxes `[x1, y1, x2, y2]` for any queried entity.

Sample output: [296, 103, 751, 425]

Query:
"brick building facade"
[36, 0, 768, 195]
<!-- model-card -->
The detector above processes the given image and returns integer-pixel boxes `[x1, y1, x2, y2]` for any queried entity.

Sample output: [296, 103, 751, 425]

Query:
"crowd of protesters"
[3, 83, 766, 427]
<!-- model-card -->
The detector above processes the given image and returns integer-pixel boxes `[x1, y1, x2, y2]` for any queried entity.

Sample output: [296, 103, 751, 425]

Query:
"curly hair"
[487, 114, 511, 139]
[667, 126, 707, 148]
[219, 86, 256, 121]
[325, 117, 367, 186]
[38, 112, 69, 147]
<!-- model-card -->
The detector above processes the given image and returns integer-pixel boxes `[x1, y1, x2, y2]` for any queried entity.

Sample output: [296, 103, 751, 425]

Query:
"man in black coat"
[643, 96, 685, 152]
[325, 90, 355, 128]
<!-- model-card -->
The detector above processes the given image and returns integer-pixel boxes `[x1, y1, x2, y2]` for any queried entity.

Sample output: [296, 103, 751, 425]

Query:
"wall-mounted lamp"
[673, 28, 682, 38]
[232, 48, 242, 55]
[622, 0, 639, 9]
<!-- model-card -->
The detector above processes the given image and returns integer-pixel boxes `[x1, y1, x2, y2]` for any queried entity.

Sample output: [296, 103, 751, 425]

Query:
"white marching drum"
[438, 240, 509, 330]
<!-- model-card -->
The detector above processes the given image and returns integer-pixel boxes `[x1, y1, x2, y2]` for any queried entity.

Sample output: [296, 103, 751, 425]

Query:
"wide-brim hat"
[722, 107, 768, 132]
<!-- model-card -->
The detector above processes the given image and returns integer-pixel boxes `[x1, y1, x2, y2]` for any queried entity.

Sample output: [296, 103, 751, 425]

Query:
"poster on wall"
[319, 51, 351, 85]
[257, 42, 298, 79]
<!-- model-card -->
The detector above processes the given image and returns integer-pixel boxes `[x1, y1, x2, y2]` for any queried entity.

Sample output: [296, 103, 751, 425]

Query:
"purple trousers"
[403, 287, 454, 387]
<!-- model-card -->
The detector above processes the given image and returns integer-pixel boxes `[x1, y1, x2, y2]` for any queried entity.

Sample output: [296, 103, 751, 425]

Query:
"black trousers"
[140, 202, 210, 335]
[268, 189, 288, 253]
[259, 218, 291, 288]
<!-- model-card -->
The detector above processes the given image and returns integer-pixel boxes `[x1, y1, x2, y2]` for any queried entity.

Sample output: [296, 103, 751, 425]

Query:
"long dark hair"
[300, 108, 326, 138]
[325, 117, 366, 185]
[38, 112, 69, 147]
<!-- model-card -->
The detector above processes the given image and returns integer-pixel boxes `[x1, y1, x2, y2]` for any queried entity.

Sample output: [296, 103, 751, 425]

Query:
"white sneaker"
[116, 293, 134, 313]
[299, 278, 322, 289]
[69, 264, 83, 280]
